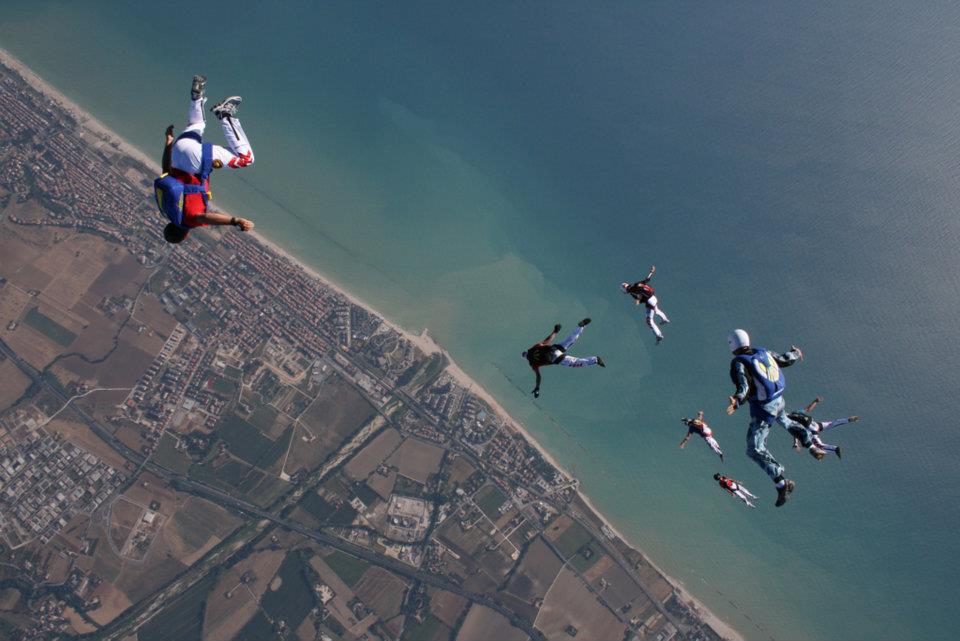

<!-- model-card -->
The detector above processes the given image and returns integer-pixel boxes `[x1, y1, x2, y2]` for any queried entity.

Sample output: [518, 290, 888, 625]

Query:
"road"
[0, 338, 546, 641]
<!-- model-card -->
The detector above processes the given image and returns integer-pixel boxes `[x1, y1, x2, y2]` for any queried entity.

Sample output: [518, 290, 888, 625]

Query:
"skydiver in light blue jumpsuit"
[725, 329, 823, 507]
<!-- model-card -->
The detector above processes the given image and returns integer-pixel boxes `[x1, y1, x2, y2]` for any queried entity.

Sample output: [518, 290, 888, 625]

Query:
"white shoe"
[211, 96, 242, 119]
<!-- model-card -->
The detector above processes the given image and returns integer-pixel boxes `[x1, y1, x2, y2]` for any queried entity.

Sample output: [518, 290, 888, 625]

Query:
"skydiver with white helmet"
[725, 329, 823, 507]
[523, 319, 605, 399]
[620, 264, 670, 344]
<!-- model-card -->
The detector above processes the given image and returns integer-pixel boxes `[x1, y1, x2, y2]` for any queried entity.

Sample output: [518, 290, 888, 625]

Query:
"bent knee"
[228, 150, 255, 168]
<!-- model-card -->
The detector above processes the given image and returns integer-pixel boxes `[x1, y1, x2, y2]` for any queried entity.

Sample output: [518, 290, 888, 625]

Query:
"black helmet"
[713, 473, 721, 480]
[164, 223, 189, 244]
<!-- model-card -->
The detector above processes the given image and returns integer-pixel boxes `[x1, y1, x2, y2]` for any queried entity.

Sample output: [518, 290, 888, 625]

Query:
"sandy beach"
[0, 46, 742, 641]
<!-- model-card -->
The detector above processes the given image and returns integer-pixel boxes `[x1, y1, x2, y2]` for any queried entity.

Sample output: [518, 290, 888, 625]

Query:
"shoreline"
[0, 45, 744, 641]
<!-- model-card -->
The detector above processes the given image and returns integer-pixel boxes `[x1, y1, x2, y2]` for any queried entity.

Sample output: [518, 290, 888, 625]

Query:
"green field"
[189, 458, 251, 492]
[354, 481, 379, 506]
[401, 614, 446, 641]
[323, 550, 370, 588]
[260, 553, 315, 630]
[553, 521, 594, 559]
[569, 539, 604, 573]
[258, 426, 292, 468]
[245, 473, 289, 508]
[23, 307, 76, 346]
[208, 375, 237, 396]
[247, 402, 279, 432]
[299, 492, 357, 525]
[233, 610, 274, 641]
[137, 572, 215, 641]
[474, 484, 509, 519]
[153, 433, 191, 474]
[217, 413, 275, 465]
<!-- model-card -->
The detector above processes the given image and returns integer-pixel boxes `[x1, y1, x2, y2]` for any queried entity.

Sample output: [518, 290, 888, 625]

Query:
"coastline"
[0, 46, 743, 641]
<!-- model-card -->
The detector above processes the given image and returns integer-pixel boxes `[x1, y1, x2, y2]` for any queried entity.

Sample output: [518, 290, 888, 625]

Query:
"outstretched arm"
[679, 432, 691, 448]
[775, 346, 803, 367]
[537, 324, 562, 347]
[196, 211, 255, 231]
[641, 264, 656, 283]
[532, 367, 542, 398]
[805, 396, 822, 413]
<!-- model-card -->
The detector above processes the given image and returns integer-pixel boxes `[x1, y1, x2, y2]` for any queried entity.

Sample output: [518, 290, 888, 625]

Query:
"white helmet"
[727, 329, 750, 353]
[620, 282, 630, 293]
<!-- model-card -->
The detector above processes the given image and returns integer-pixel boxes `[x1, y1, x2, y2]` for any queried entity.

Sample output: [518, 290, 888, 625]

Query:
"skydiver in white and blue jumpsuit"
[724, 329, 822, 507]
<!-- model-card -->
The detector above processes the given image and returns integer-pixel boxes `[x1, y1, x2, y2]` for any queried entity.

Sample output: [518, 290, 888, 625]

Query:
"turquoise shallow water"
[3, 2, 960, 639]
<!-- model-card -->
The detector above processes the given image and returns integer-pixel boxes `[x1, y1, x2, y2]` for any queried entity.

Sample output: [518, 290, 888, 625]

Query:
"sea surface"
[3, 2, 959, 639]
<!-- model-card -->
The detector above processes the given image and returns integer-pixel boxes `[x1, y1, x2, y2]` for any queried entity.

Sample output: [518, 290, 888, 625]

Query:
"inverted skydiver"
[714, 473, 757, 508]
[789, 396, 860, 460]
[680, 411, 724, 462]
[523, 319, 605, 398]
[154, 75, 255, 243]
[621, 264, 670, 344]
[725, 329, 823, 507]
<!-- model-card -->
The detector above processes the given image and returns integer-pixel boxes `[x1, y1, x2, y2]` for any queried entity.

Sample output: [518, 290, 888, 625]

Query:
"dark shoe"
[775, 479, 795, 507]
[578, 318, 591, 327]
[835, 447, 842, 460]
[656, 336, 664, 345]
[211, 95, 243, 119]
[719, 454, 724, 462]
[596, 357, 606, 368]
[191, 74, 207, 101]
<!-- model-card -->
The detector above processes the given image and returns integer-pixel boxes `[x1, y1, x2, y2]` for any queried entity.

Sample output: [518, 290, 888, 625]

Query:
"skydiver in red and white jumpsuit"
[714, 473, 758, 508]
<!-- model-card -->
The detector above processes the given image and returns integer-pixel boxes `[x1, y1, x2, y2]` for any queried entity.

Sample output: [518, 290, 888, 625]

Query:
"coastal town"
[0, 53, 731, 641]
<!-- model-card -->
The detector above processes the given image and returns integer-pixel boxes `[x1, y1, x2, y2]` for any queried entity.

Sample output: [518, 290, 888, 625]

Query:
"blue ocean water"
[3, 2, 960, 639]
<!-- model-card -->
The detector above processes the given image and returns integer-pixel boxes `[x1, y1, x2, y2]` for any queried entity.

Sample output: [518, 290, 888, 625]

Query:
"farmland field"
[23, 306, 76, 346]
[323, 550, 370, 588]
[137, 571, 215, 641]
[261, 553, 315, 631]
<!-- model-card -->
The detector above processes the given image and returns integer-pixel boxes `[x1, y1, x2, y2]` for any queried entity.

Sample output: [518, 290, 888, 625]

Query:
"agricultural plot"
[323, 550, 371, 588]
[0, 359, 31, 411]
[300, 373, 377, 460]
[385, 437, 445, 484]
[568, 539, 604, 573]
[535, 566, 625, 641]
[137, 572, 215, 641]
[217, 413, 275, 464]
[403, 614, 449, 641]
[505, 538, 564, 606]
[261, 553, 316, 632]
[456, 604, 528, 641]
[22, 307, 76, 346]
[233, 611, 274, 641]
[189, 458, 252, 492]
[427, 588, 468, 628]
[207, 375, 237, 397]
[203, 549, 285, 641]
[474, 484, 510, 520]
[546, 516, 593, 560]
[153, 432, 191, 474]
[344, 428, 403, 481]
[353, 567, 408, 622]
